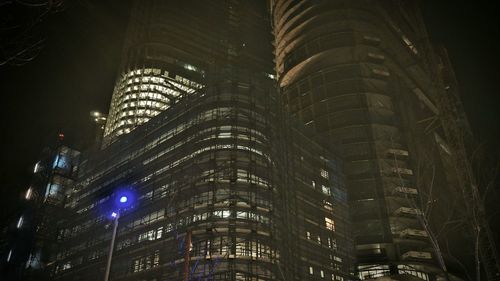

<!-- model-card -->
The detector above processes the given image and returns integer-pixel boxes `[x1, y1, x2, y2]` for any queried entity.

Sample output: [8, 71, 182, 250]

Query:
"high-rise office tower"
[272, 0, 498, 280]
[45, 1, 354, 281]
[103, 0, 274, 144]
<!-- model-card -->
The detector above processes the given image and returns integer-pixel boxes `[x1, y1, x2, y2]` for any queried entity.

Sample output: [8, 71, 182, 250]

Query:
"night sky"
[1, 0, 499, 231]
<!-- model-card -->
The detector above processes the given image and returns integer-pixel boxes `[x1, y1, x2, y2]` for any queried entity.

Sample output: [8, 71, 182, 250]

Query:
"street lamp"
[104, 190, 135, 281]
[104, 210, 120, 281]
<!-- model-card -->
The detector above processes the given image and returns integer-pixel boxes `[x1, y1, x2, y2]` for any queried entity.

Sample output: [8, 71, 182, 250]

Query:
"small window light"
[17, 216, 24, 229]
[320, 169, 329, 179]
[25, 188, 33, 200]
[33, 162, 40, 173]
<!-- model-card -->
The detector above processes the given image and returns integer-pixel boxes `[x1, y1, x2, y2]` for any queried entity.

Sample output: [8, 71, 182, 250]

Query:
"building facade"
[46, 1, 354, 280]
[103, 0, 274, 144]
[272, 0, 482, 280]
[50, 72, 353, 281]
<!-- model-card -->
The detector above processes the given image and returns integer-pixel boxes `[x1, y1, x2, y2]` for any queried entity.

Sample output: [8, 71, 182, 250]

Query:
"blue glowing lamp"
[113, 189, 135, 208]
[105, 189, 136, 281]
[109, 188, 136, 219]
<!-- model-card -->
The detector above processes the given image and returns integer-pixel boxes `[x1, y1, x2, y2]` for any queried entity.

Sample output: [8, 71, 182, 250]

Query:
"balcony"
[391, 167, 414, 176]
[400, 228, 428, 239]
[393, 186, 418, 196]
[394, 207, 422, 216]
[401, 251, 432, 260]
[386, 148, 409, 158]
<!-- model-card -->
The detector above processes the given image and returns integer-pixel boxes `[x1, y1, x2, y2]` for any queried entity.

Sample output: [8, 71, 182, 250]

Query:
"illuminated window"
[324, 201, 333, 211]
[358, 265, 390, 280]
[320, 169, 329, 179]
[327, 237, 337, 249]
[397, 265, 429, 281]
[62, 262, 72, 271]
[128, 209, 165, 229]
[138, 227, 163, 242]
[52, 154, 70, 171]
[132, 250, 160, 273]
[105, 67, 203, 139]
[402, 35, 419, 55]
[25, 187, 33, 200]
[325, 217, 335, 231]
[45, 183, 62, 199]
[322, 185, 331, 195]
[6, 249, 12, 262]
[309, 266, 314, 275]
[265, 73, 276, 80]
[33, 162, 41, 173]
[17, 216, 24, 229]
[234, 240, 272, 259]
[213, 210, 231, 218]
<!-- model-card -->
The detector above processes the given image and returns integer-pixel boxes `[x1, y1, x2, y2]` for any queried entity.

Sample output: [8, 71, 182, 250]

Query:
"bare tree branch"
[0, 0, 64, 66]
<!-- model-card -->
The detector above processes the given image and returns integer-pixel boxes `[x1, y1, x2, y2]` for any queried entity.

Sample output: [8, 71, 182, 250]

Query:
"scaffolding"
[48, 71, 353, 281]
[271, 1, 500, 280]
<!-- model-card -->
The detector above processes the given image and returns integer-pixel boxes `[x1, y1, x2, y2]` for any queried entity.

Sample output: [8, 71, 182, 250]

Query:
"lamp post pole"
[104, 212, 120, 281]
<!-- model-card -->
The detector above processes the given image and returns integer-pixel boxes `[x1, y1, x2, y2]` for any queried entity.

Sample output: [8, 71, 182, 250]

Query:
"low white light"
[17, 216, 24, 229]
[7, 250, 12, 262]
[25, 188, 32, 200]
[33, 162, 40, 173]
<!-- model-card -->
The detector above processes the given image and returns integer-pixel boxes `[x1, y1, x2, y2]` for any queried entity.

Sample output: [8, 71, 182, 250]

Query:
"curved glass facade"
[272, 0, 455, 279]
[51, 74, 352, 280]
[103, 0, 273, 144]
[104, 67, 202, 138]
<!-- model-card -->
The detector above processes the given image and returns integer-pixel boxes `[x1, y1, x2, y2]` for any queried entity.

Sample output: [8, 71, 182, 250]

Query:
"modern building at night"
[272, 0, 499, 280]
[49, 72, 354, 281]
[3, 1, 499, 281]
[103, 0, 274, 144]
[43, 1, 354, 281]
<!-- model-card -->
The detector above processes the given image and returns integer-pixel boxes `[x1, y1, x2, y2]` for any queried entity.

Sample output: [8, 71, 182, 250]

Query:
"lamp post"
[104, 211, 120, 281]
[104, 194, 131, 281]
